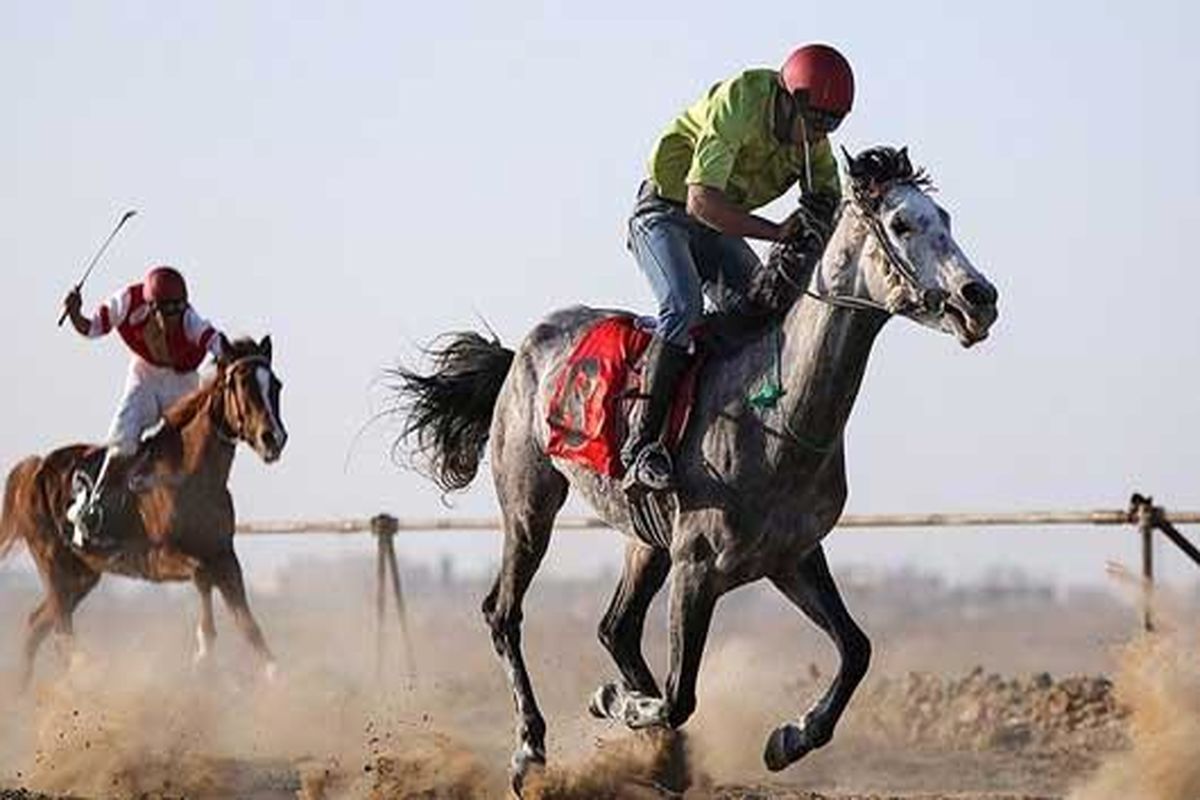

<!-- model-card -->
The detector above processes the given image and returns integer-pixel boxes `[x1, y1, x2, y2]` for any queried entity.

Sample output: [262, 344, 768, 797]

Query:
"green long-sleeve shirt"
[649, 69, 841, 210]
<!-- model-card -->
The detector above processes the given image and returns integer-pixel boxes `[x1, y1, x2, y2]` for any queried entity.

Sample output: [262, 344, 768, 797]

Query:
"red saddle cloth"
[546, 316, 701, 477]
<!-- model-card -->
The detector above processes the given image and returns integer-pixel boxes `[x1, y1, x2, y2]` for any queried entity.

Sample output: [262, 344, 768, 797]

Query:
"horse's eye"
[890, 216, 914, 238]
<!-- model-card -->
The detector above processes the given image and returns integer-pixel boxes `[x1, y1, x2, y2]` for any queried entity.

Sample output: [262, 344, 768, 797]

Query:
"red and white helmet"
[780, 44, 855, 116]
[144, 265, 188, 304]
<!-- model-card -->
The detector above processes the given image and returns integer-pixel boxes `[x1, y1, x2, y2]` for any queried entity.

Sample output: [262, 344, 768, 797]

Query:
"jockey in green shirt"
[622, 44, 855, 492]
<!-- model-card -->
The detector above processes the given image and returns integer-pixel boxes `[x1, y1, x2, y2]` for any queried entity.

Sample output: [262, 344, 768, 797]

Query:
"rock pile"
[857, 667, 1128, 753]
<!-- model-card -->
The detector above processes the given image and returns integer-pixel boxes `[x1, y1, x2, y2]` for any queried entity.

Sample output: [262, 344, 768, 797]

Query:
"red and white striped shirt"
[88, 283, 223, 373]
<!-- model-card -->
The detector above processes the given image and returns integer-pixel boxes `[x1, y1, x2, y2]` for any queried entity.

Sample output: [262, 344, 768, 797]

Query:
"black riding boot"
[621, 336, 691, 491]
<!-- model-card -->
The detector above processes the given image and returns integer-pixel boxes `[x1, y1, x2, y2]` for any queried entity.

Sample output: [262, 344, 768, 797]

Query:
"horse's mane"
[161, 337, 262, 430]
[843, 145, 933, 200]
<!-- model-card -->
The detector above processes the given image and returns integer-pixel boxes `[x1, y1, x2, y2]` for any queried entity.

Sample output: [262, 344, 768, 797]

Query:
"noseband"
[213, 355, 272, 445]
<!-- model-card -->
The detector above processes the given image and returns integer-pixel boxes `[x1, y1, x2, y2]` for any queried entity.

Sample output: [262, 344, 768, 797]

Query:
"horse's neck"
[776, 226, 888, 449]
[175, 390, 236, 484]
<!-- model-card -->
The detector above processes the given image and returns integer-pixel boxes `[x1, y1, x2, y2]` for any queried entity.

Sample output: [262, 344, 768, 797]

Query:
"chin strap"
[799, 116, 813, 194]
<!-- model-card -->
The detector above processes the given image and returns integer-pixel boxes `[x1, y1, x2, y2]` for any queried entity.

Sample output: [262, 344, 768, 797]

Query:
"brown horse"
[0, 335, 287, 687]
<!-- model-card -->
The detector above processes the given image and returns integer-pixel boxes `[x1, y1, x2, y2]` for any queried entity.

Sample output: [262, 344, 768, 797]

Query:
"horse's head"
[215, 334, 288, 463]
[817, 146, 999, 346]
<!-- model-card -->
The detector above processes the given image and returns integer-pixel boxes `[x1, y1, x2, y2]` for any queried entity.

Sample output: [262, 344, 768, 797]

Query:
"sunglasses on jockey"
[788, 87, 846, 137]
[805, 108, 844, 135]
[152, 299, 189, 317]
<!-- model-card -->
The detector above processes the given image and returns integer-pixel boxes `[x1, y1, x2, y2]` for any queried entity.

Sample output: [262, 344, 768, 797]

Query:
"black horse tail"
[389, 332, 515, 493]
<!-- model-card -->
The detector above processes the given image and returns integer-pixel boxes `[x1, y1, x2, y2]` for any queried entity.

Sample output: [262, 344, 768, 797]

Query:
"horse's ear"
[898, 147, 912, 176]
[216, 333, 233, 367]
[840, 144, 857, 173]
[259, 335, 272, 362]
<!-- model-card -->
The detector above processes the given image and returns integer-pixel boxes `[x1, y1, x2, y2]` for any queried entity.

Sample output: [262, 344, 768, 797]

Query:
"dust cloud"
[0, 551, 1193, 799]
[1068, 594, 1200, 800]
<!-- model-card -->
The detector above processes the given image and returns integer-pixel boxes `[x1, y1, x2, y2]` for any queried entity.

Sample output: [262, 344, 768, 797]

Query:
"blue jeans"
[627, 183, 761, 346]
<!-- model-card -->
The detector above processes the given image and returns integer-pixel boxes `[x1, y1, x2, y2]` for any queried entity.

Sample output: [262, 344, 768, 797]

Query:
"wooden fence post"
[374, 515, 388, 680]
[371, 513, 416, 682]
[1131, 494, 1156, 632]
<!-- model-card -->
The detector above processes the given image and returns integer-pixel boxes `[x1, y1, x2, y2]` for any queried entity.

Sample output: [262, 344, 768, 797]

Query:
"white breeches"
[106, 359, 200, 456]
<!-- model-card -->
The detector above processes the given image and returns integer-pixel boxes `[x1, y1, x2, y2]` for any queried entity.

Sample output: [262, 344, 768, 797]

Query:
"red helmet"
[780, 44, 855, 116]
[144, 265, 188, 304]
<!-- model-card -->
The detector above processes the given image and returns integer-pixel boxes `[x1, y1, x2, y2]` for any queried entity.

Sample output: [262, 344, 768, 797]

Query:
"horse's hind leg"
[20, 598, 55, 689]
[590, 540, 670, 719]
[210, 551, 276, 679]
[763, 544, 871, 771]
[481, 459, 567, 788]
[21, 559, 100, 689]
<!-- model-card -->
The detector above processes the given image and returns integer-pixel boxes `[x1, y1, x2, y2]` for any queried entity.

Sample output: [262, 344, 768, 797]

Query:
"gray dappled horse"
[392, 147, 998, 787]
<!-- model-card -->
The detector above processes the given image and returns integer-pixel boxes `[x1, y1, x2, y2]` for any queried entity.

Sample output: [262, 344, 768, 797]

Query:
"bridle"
[213, 354, 272, 445]
[776, 181, 946, 317]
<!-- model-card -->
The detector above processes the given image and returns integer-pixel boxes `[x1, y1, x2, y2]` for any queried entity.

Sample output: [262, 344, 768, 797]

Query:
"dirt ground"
[1, 552, 1197, 800]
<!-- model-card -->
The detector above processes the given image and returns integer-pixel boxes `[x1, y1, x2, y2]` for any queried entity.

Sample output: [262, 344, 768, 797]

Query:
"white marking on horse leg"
[263, 660, 279, 683]
[621, 692, 669, 729]
[193, 622, 211, 665]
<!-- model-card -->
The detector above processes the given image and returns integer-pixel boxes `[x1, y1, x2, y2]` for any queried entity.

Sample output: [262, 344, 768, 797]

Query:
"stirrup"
[622, 442, 675, 492]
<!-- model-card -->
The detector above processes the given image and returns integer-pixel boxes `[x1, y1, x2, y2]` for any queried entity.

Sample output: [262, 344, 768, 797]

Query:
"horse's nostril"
[960, 281, 998, 308]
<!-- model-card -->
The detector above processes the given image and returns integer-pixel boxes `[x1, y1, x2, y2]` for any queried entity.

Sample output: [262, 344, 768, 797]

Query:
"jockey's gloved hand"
[64, 287, 82, 316]
[777, 210, 827, 252]
[776, 211, 807, 244]
[798, 191, 839, 230]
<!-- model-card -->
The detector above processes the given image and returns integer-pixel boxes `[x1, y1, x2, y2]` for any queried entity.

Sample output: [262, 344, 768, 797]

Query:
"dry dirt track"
[1, 555, 1196, 799]
[0, 788, 1060, 799]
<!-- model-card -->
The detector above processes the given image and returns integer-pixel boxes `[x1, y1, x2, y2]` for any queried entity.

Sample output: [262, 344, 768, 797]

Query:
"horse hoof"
[589, 682, 620, 720]
[509, 745, 545, 797]
[622, 694, 669, 730]
[763, 722, 811, 772]
[263, 661, 280, 683]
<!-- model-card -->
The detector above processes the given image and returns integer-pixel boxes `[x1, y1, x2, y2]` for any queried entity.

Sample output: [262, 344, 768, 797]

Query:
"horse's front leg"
[764, 544, 871, 771]
[192, 570, 216, 667]
[210, 551, 277, 681]
[616, 552, 718, 730]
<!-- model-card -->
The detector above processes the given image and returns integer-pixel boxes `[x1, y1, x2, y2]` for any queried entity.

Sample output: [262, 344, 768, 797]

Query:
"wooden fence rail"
[233, 493, 1200, 677]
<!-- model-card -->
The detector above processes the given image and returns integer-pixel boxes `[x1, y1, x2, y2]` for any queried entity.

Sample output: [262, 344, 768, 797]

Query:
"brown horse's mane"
[161, 337, 263, 432]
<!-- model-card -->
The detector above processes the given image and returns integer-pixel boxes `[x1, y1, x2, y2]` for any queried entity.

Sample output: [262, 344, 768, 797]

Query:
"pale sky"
[2, 1, 1198, 586]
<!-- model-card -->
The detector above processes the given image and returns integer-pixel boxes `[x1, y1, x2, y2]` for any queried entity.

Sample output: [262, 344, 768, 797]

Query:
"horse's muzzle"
[259, 429, 287, 463]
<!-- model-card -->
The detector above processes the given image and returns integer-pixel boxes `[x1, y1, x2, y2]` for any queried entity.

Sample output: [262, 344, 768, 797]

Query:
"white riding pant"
[106, 358, 200, 456]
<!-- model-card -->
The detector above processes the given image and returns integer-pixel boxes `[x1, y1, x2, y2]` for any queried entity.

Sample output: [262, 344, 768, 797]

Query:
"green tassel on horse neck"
[748, 327, 786, 409]
[748, 380, 784, 409]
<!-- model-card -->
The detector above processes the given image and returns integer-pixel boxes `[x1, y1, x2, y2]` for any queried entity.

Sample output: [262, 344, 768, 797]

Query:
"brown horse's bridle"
[213, 355, 272, 445]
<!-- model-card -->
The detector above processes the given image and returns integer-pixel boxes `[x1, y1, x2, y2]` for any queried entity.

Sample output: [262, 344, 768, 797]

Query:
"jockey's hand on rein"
[777, 211, 826, 252]
[798, 191, 839, 229]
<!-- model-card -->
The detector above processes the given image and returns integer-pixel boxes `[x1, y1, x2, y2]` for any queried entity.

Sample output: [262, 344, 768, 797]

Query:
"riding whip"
[57, 209, 138, 326]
